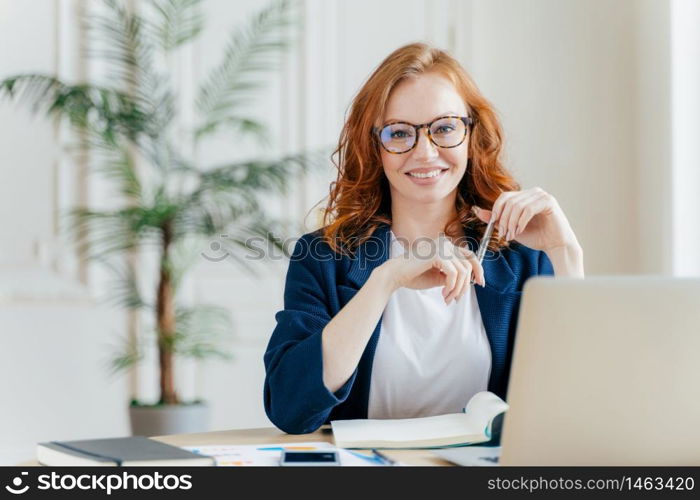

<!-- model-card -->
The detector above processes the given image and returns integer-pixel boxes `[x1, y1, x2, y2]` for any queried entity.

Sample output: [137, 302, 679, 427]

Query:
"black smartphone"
[279, 450, 340, 466]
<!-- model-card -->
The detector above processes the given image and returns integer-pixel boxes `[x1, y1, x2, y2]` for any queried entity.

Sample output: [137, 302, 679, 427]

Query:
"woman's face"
[379, 72, 469, 206]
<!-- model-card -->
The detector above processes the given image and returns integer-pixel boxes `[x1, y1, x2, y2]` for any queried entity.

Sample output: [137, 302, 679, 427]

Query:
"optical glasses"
[373, 115, 473, 154]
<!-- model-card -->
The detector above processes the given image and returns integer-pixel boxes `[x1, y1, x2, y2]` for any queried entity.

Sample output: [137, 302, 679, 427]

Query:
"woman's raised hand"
[381, 234, 485, 304]
[473, 187, 580, 253]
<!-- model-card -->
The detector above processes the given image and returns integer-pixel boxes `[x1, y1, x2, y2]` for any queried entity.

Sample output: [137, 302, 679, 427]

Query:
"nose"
[411, 127, 438, 160]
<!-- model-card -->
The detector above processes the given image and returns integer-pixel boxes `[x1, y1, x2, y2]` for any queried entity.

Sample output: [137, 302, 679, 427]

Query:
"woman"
[263, 43, 584, 434]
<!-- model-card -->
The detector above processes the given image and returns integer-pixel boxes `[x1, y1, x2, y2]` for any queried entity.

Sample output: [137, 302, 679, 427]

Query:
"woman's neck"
[390, 192, 462, 244]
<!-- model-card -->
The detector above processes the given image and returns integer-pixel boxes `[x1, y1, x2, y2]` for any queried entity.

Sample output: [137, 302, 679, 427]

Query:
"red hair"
[321, 42, 518, 255]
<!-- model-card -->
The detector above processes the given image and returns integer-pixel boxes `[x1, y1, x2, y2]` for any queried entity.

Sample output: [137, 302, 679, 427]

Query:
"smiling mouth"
[406, 168, 447, 179]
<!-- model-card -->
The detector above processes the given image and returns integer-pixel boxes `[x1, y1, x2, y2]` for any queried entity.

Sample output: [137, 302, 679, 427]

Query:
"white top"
[367, 231, 492, 419]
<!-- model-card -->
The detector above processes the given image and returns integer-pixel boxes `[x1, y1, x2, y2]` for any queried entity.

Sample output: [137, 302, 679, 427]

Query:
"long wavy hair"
[321, 42, 519, 255]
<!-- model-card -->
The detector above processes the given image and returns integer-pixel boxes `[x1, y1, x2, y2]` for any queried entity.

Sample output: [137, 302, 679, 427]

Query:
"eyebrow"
[382, 111, 464, 125]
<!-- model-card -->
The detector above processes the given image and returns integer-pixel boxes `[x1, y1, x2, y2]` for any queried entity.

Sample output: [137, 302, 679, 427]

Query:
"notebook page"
[463, 391, 510, 430]
[332, 413, 482, 444]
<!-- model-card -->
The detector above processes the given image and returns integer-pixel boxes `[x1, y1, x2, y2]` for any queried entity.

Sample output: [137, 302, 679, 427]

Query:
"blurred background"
[0, 0, 698, 464]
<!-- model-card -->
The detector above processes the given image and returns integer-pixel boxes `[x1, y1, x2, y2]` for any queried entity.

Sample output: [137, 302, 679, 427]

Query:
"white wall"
[671, 0, 700, 276]
[467, 0, 642, 274]
[636, 0, 673, 275]
[0, 0, 129, 465]
[0, 303, 129, 465]
[0, 0, 58, 266]
[0, 0, 687, 464]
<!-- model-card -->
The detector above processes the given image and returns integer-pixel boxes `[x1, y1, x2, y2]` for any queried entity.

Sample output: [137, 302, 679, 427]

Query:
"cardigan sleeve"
[538, 250, 555, 276]
[263, 236, 356, 434]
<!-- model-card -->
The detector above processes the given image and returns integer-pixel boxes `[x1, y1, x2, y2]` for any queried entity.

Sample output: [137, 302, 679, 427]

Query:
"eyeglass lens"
[379, 116, 467, 153]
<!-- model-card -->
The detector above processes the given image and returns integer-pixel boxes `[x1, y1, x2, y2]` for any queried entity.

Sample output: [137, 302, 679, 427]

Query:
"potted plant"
[1, 0, 312, 435]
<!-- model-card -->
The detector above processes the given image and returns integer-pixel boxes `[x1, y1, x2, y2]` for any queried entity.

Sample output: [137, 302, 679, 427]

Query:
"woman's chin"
[405, 189, 455, 205]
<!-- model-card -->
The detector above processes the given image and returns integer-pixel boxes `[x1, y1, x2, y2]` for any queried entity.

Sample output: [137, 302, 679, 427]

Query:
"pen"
[371, 449, 397, 466]
[470, 215, 497, 285]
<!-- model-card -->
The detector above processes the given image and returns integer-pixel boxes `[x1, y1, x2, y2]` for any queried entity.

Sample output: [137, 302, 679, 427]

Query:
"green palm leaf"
[68, 205, 173, 258]
[0, 74, 151, 140]
[195, 0, 295, 139]
[172, 304, 233, 359]
[100, 258, 149, 309]
[192, 150, 323, 200]
[87, 0, 176, 137]
[196, 115, 269, 145]
[92, 139, 143, 200]
[107, 332, 144, 375]
[88, 0, 153, 89]
[147, 0, 204, 51]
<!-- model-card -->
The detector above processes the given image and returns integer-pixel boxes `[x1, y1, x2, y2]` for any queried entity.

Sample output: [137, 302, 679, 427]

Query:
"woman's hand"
[473, 187, 584, 277]
[473, 187, 580, 253]
[379, 234, 485, 304]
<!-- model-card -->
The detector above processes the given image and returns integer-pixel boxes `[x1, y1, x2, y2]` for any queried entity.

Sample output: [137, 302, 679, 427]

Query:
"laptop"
[491, 275, 700, 465]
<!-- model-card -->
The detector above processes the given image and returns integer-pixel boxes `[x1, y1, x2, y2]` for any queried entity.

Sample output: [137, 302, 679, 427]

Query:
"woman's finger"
[457, 258, 474, 301]
[515, 191, 551, 236]
[496, 192, 526, 240]
[447, 255, 469, 303]
[471, 206, 492, 224]
[490, 191, 516, 235]
[458, 246, 485, 287]
[435, 257, 458, 303]
[504, 192, 542, 240]
[470, 253, 485, 287]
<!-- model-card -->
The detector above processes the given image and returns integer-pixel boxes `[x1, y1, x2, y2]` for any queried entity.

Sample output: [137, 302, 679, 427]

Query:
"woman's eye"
[391, 130, 410, 139]
[434, 125, 455, 135]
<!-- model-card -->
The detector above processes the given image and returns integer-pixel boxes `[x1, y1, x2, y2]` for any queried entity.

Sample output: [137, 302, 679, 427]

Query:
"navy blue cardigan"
[263, 223, 554, 434]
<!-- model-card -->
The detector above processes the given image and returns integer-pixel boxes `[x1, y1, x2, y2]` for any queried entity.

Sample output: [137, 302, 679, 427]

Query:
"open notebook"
[331, 391, 508, 449]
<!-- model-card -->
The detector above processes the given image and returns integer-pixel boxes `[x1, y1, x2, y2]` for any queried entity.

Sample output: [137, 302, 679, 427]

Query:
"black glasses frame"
[373, 115, 474, 154]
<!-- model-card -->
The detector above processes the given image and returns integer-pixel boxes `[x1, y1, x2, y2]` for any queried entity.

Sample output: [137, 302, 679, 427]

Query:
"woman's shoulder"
[285, 228, 364, 296]
[289, 225, 389, 285]
[292, 224, 388, 260]
[291, 228, 339, 261]
[287, 228, 353, 282]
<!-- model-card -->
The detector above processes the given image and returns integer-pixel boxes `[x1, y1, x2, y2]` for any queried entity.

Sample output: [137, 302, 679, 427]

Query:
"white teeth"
[408, 169, 443, 179]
